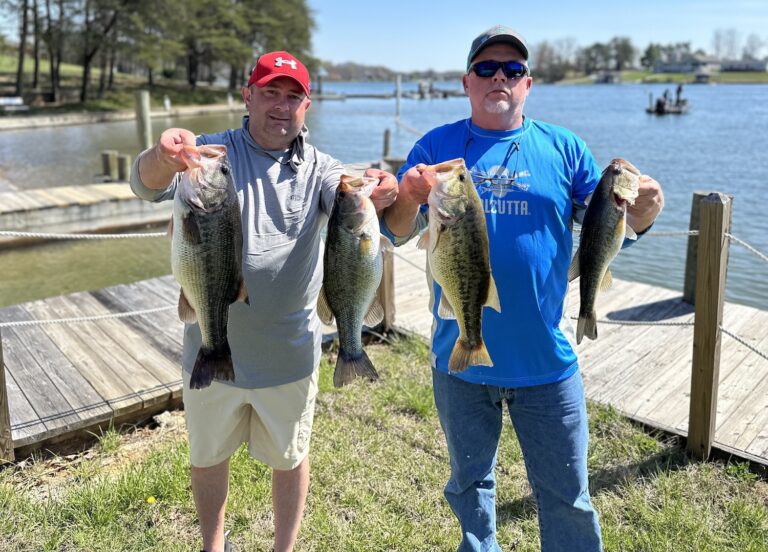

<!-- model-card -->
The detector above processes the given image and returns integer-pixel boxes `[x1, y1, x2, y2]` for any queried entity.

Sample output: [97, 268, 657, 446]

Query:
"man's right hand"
[138, 127, 196, 190]
[399, 163, 435, 206]
[155, 128, 197, 172]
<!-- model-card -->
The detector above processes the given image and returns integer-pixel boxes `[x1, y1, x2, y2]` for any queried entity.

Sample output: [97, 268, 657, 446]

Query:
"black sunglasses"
[470, 60, 529, 79]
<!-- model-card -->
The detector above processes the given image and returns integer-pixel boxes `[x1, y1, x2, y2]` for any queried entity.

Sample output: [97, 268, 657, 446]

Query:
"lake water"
[1, 81, 767, 311]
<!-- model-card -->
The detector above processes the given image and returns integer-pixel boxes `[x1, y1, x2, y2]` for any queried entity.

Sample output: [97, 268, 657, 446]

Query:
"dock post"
[0, 329, 14, 463]
[377, 245, 396, 332]
[101, 150, 119, 181]
[687, 192, 732, 461]
[684, 192, 733, 304]
[383, 128, 391, 158]
[117, 154, 132, 182]
[395, 75, 401, 119]
[135, 90, 152, 150]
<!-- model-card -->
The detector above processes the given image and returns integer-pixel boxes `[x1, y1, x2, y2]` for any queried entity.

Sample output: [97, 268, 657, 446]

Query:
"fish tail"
[190, 342, 235, 389]
[333, 349, 379, 388]
[576, 311, 598, 344]
[448, 339, 493, 373]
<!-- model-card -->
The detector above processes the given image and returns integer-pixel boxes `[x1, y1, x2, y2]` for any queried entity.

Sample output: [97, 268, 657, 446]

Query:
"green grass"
[0, 54, 234, 114]
[1, 335, 767, 551]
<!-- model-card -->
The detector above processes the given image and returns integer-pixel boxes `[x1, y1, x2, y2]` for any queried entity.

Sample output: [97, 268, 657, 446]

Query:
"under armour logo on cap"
[247, 51, 311, 96]
[274, 57, 297, 70]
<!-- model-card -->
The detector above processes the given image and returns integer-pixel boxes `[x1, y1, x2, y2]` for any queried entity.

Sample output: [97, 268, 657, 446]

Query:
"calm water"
[1, 82, 767, 310]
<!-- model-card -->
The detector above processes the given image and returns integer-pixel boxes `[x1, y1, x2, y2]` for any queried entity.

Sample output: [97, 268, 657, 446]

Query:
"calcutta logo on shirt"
[473, 164, 532, 216]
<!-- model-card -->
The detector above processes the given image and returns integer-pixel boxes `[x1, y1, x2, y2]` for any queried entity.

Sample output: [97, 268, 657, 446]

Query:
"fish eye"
[458, 172, 466, 182]
[220, 166, 229, 175]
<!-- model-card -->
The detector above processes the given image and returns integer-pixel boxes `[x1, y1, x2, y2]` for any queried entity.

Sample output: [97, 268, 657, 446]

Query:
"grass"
[0, 54, 233, 114]
[1, 335, 767, 551]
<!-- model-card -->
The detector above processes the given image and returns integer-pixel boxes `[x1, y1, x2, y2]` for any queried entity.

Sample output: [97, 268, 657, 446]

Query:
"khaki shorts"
[182, 369, 318, 470]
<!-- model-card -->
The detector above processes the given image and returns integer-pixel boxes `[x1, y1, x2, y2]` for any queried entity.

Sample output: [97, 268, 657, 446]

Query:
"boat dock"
[1, 187, 767, 470]
[1, 238, 767, 466]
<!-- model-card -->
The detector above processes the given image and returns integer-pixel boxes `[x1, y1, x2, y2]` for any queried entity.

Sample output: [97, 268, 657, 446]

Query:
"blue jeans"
[432, 369, 602, 552]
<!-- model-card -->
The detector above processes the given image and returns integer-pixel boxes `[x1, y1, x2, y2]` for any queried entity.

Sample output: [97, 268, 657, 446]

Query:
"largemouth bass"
[171, 144, 248, 389]
[419, 158, 500, 373]
[318, 175, 384, 387]
[568, 158, 640, 344]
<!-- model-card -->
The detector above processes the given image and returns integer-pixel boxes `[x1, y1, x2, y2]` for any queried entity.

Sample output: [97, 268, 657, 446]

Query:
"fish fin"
[416, 230, 430, 250]
[178, 290, 197, 323]
[432, 225, 447, 253]
[189, 342, 235, 390]
[625, 225, 638, 241]
[568, 251, 580, 281]
[236, 279, 249, 305]
[181, 212, 202, 244]
[359, 235, 372, 257]
[448, 339, 493, 373]
[363, 298, 385, 327]
[166, 217, 173, 239]
[576, 311, 598, 345]
[379, 235, 394, 250]
[437, 292, 456, 320]
[485, 275, 501, 313]
[333, 348, 379, 388]
[317, 286, 334, 325]
[600, 269, 613, 291]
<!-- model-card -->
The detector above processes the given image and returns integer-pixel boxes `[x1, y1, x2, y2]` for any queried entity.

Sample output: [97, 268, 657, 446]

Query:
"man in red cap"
[131, 50, 398, 552]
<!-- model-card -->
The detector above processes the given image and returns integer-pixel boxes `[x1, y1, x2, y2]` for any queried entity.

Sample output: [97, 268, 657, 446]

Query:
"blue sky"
[308, 0, 768, 72]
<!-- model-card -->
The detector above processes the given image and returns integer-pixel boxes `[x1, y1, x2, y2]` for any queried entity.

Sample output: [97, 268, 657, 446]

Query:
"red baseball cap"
[247, 51, 311, 96]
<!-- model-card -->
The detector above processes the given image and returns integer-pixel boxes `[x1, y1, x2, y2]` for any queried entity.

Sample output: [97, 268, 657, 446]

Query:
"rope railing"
[0, 230, 167, 240]
[0, 305, 175, 329]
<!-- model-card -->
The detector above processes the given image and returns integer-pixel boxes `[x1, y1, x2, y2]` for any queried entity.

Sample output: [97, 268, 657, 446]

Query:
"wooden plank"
[21, 301, 143, 416]
[0, 193, 29, 213]
[0, 319, 83, 435]
[3, 368, 46, 447]
[71, 293, 182, 397]
[40, 296, 170, 408]
[89, 287, 183, 355]
[7, 324, 113, 422]
[94, 183, 136, 200]
[0, 329, 13, 462]
[687, 193, 732, 460]
[27, 188, 75, 207]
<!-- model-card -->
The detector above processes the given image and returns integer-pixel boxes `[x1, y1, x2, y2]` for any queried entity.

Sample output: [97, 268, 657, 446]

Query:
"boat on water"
[647, 90, 689, 115]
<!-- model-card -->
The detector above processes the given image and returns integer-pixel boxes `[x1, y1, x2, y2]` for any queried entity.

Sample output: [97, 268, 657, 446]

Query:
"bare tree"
[743, 33, 764, 61]
[713, 28, 741, 60]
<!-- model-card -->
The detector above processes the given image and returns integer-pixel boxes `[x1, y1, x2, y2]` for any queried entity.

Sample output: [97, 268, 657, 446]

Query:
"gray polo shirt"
[131, 117, 343, 388]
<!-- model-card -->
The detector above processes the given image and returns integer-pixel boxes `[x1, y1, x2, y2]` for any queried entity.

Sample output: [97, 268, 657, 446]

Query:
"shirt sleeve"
[380, 139, 432, 246]
[319, 155, 345, 216]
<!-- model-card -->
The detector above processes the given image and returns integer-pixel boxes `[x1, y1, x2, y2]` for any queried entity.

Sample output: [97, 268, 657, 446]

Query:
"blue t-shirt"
[385, 117, 602, 387]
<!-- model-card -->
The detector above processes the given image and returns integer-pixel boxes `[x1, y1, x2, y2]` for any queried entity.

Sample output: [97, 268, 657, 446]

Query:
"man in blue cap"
[383, 25, 664, 551]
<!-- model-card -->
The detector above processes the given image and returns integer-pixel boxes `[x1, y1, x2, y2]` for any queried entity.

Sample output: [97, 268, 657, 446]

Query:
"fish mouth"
[605, 158, 640, 205]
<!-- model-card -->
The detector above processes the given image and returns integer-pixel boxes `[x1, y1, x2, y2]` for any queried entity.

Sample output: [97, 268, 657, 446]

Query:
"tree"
[578, 42, 611, 74]
[15, 0, 29, 96]
[712, 28, 740, 60]
[77, 0, 125, 102]
[610, 37, 636, 71]
[640, 43, 662, 70]
[742, 33, 764, 61]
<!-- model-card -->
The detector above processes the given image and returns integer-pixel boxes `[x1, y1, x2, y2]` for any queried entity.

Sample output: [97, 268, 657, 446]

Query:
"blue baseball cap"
[467, 25, 529, 71]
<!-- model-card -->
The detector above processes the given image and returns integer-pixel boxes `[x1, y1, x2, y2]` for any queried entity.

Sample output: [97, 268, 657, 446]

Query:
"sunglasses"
[470, 60, 529, 79]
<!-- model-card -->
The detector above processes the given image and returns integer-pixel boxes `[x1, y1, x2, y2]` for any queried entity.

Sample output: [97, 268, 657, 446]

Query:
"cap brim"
[468, 35, 529, 70]
[254, 73, 310, 97]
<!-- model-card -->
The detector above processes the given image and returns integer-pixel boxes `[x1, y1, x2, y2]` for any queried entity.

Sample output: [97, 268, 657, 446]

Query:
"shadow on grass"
[496, 440, 690, 524]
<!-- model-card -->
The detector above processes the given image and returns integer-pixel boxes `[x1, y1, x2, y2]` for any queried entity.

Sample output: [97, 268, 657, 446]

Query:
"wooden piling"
[383, 128, 391, 158]
[101, 150, 119, 181]
[117, 154, 132, 182]
[135, 90, 152, 150]
[684, 192, 733, 304]
[0, 329, 14, 463]
[687, 192, 732, 461]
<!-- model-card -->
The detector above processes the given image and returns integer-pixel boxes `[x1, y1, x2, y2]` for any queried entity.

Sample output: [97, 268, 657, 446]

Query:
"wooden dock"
[1, 241, 767, 465]
[0, 184, 171, 244]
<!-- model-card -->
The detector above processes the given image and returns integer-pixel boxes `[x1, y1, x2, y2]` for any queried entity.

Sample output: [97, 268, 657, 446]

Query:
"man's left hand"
[365, 168, 398, 214]
[627, 175, 664, 233]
